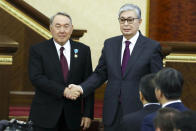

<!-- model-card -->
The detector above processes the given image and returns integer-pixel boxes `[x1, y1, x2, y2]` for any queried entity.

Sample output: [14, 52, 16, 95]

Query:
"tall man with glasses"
[28, 12, 94, 131]
[67, 4, 163, 131]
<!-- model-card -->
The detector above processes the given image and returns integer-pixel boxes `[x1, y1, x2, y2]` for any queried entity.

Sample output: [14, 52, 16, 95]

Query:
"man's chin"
[55, 40, 67, 45]
[58, 39, 68, 43]
[123, 31, 132, 35]
[123, 33, 133, 36]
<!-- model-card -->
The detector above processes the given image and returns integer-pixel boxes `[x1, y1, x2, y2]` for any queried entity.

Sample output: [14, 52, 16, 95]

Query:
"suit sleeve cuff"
[79, 85, 84, 94]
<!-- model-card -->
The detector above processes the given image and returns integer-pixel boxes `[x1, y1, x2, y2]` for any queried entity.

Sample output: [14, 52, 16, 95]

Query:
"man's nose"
[59, 27, 65, 32]
[124, 20, 129, 25]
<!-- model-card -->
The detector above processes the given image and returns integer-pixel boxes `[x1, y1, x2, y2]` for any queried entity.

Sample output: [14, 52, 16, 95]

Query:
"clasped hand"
[64, 84, 83, 100]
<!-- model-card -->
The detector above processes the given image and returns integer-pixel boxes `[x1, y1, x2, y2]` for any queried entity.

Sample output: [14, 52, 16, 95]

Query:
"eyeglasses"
[118, 17, 139, 24]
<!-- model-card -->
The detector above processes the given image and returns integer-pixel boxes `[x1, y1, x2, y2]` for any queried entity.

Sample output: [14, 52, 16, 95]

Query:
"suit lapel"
[67, 40, 76, 82]
[112, 36, 123, 76]
[47, 39, 64, 81]
[123, 34, 145, 78]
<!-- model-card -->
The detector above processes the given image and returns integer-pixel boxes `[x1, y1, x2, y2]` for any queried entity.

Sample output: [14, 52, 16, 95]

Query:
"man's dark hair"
[154, 67, 184, 100]
[154, 107, 181, 131]
[139, 73, 158, 103]
[176, 110, 196, 131]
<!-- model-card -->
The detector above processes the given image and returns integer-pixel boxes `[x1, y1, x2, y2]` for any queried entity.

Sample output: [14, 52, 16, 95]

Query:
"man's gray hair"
[50, 12, 72, 25]
[118, 4, 141, 19]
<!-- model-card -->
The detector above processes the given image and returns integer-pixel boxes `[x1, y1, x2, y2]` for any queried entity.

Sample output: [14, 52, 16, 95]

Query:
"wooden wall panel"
[149, 0, 196, 42]
[0, 35, 19, 119]
[150, 0, 196, 110]
[165, 62, 196, 110]
[0, 66, 11, 119]
[0, 8, 46, 92]
[0, 9, 26, 92]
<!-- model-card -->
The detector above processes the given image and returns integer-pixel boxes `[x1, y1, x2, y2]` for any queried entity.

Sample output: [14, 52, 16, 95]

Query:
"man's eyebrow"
[120, 17, 134, 19]
[55, 23, 61, 25]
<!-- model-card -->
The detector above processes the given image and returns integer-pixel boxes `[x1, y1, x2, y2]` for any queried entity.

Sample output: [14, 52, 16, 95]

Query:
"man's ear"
[70, 24, 74, 34]
[139, 91, 143, 101]
[49, 25, 52, 32]
[139, 18, 142, 25]
[155, 88, 161, 100]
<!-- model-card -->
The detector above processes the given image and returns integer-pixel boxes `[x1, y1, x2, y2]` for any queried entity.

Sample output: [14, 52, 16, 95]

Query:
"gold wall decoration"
[0, 0, 51, 39]
[0, 55, 12, 65]
[166, 53, 196, 63]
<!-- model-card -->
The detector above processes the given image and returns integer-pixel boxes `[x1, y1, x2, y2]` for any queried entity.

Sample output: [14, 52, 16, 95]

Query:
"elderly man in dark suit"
[28, 12, 94, 131]
[67, 3, 163, 131]
[121, 73, 160, 131]
[141, 67, 189, 131]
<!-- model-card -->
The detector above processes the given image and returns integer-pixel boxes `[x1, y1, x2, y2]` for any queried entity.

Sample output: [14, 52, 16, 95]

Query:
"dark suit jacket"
[28, 39, 94, 129]
[141, 102, 189, 131]
[81, 32, 163, 126]
[121, 104, 160, 131]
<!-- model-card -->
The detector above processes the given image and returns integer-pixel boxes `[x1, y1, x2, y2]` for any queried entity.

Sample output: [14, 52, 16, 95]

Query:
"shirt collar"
[122, 31, 139, 45]
[53, 39, 70, 52]
[162, 100, 182, 108]
[144, 103, 160, 107]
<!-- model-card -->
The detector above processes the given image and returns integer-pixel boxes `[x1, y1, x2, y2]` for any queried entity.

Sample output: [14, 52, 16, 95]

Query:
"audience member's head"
[139, 73, 158, 104]
[153, 67, 184, 103]
[175, 110, 196, 131]
[154, 107, 180, 131]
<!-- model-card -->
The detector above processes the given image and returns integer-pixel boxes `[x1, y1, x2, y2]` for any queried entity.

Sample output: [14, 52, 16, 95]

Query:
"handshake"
[63, 84, 83, 100]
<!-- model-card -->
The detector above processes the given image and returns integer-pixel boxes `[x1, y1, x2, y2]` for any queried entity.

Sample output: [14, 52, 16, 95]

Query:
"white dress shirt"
[121, 31, 139, 65]
[54, 40, 71, 69]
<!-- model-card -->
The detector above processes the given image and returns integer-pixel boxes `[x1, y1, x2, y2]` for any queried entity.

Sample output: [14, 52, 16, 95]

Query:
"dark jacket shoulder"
[70, 39, 90, 50]
[104, 35, 123, 43]
[139, 34, 160, 47]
